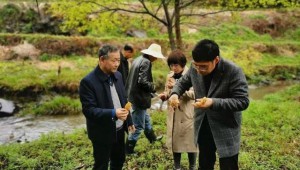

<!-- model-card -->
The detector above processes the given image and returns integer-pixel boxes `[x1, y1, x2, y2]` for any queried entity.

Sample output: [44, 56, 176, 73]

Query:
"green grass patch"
[183, 23, 273, 42]
[241, 84, 300, 169]
[0, 129, 93, 169]
[0, 57, 97, 92]
[21, 95, 81, 116]
[258, 53, 300, 66]
[152, 60, 169, 91]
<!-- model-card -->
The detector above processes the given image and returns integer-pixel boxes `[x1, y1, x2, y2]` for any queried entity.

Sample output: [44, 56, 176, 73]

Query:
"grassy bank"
[1, 84, 299, 169]
[1, 35, 299, 96]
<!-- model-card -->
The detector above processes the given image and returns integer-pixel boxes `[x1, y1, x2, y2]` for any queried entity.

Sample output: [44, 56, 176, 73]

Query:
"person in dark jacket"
[79, 44, 135, 170]
[169, 39, 249, 170]
[118, 44, 134, 85]
[125, 43, 164, 154]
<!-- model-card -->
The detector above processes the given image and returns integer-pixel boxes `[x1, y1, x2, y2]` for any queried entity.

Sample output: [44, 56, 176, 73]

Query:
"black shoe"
[125, 140, 136, 154]
[144, 129, 163, 143]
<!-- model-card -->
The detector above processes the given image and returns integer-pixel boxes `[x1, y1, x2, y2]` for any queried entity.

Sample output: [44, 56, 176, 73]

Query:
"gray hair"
[98, 44, 119, 59]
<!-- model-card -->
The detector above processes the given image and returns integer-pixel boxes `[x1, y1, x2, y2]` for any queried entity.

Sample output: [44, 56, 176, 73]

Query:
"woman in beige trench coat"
[159, 50, 198, 170]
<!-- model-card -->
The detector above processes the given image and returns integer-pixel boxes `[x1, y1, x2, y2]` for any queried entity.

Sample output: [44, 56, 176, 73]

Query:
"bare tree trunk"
[162, 0, 176, 50]
[36, 0, 41, 19]
[174, 0, 182, 50]
[167, 25, 176, 50]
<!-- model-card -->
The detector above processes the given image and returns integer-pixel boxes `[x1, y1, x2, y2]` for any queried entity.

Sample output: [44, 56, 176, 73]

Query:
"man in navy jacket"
[79, 44, 135, 170]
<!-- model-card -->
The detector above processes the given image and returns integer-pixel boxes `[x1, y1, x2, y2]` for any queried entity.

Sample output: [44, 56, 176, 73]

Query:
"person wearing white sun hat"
[125, 43, 165, 154]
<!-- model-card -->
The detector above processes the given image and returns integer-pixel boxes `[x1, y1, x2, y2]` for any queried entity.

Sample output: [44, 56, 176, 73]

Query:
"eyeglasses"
[192, 62, 209, 70]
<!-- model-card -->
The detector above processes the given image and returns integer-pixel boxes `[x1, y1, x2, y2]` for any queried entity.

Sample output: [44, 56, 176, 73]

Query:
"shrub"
[0, 4, 21, 32]
[226, 47, 262, 77]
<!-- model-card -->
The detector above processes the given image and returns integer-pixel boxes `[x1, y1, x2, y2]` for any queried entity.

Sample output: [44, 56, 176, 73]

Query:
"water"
[0, 81, 295, 145]
[248, 81, 295, 100]
[0, 114, 85, 145]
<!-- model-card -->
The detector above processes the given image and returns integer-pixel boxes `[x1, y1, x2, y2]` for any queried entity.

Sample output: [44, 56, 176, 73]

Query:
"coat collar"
[169, 66, 189, 77]
[94, 65, 118, 83]
[120, 52, 127, 62]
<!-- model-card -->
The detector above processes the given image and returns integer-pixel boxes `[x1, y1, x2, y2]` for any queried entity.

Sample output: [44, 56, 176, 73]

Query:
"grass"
[0, 84, 299, 169]
[0, 56, 97, 92]
[183, 23, 273, 42]
[240, 85, 300, 169]
[20, 95, 81, 116]
[1, 45, 299, 93]
[257, 53, 300, 66]
[0, 55, 170, 93]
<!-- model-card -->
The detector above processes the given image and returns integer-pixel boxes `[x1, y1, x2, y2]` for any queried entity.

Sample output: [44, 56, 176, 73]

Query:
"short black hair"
[167, 49, 187, 68]
[123, 44, 134, 52]
[98, 44, 119, 59]
[192, 39, 219, 62]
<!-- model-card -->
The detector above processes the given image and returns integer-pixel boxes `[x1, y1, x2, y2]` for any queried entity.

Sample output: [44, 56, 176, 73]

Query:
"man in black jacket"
[118, 44, 134, 85]
[125, 43, 164, 154]
[79, 44, 135, 170]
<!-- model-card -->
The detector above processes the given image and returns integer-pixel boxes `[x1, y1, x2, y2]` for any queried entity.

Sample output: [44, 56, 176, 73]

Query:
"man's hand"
[158, 93, 167, 101]
[193, 97, 213, 108]
[168, 94, 180, 108]
[128, 125, 136, 133]
[116, 108, 129, 121]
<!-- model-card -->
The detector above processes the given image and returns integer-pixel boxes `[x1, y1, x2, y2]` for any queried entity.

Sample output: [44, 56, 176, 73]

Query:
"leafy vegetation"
[20, 95, 81, 116]
[0, 85, 299, 169]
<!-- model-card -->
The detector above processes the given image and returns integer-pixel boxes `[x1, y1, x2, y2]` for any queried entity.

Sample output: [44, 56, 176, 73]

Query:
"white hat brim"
[141, 49, 165, 59]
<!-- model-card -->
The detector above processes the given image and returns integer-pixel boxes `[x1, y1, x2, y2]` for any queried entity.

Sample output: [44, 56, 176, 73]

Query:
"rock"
[126, 29, 147, 38]
[0, 45, 14, 60]
[188, 28, 198, 34]
[11, 41, 41, 60]
[0, 98, 16, 117]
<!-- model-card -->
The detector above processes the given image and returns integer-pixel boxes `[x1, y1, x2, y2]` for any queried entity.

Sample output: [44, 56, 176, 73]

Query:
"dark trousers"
[197, 116, 239, 170]
[91, 128, 125, 170]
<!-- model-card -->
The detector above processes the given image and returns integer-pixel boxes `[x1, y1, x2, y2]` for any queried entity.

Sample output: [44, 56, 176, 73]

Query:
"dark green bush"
[0, 4, 21, 32]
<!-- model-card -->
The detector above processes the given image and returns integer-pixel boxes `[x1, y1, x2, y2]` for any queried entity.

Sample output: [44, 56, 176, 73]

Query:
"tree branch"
[179, 0, 197, 9]
[137, 0, 168, 25]
[80, 0, 168, 25]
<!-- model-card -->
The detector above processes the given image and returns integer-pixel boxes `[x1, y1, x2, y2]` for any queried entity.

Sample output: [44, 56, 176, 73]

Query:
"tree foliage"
[49, 1, 121, 35]
[49, 0, 159, 36]
[49, 0, 299, 50]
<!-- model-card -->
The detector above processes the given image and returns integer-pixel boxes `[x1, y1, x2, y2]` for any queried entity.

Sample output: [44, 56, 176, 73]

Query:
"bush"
[225, 46, 262, 77]
[0, 4, 21, 33]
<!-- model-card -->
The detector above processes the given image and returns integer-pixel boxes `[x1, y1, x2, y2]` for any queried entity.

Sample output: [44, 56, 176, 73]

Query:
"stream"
[0, 81, 296, 145]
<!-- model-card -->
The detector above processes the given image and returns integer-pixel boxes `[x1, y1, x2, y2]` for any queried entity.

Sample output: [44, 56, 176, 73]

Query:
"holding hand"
[116, 108, 129, 121]
[128, 125, 136, 133]
[192, 97, 213, 108]
[158, 93, 168, 101]
[168, 94, 180, 108]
